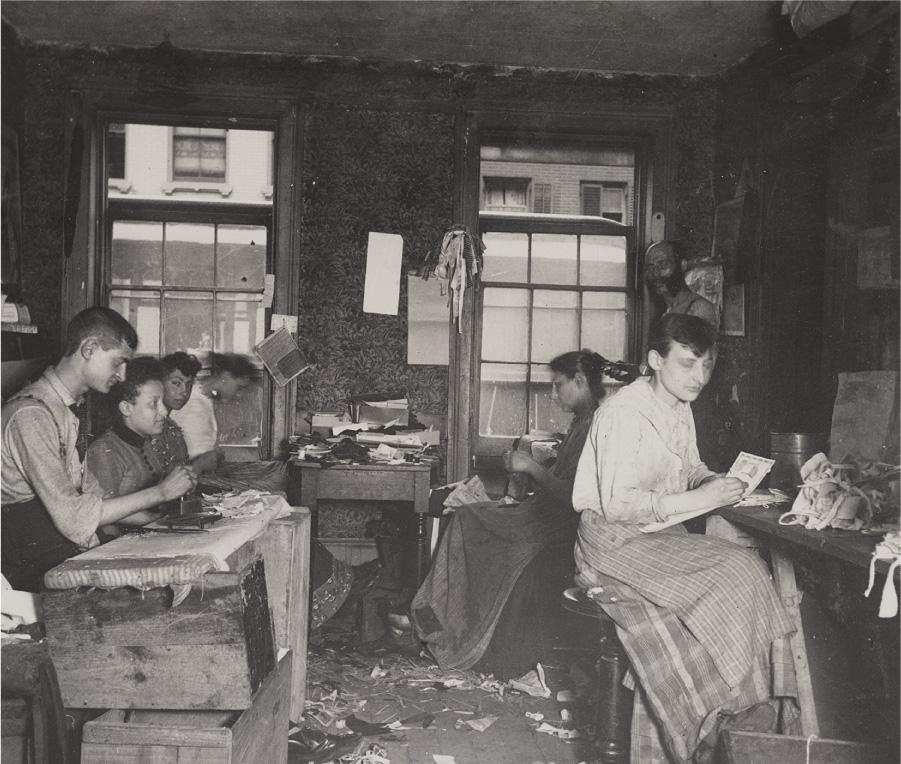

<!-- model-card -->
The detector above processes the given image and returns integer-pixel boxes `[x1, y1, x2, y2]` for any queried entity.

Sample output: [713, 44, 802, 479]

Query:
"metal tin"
[769, 432, 825, 494]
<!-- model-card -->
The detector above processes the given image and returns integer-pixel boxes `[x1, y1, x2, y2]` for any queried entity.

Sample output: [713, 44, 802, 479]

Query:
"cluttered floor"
[292, 564, 604, 764]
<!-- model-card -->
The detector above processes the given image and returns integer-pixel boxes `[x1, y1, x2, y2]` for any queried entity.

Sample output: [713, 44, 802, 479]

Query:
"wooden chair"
[561, 587, 633, 763]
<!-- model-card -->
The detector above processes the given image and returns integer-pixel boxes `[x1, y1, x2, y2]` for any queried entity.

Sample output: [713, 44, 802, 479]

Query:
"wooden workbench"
[712, 505, 899, 741]
[717, 506, 898, 577]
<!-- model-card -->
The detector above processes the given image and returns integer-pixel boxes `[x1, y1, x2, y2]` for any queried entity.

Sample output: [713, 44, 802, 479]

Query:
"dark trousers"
[1, 497, 82, 592]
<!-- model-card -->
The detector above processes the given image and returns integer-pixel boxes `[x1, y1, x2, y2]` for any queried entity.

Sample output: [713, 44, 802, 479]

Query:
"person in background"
[1, 308, 194, 591]
[572, 314, 797, 762]
[165, 351, 355, 625]
[411, 350, 629, 679]
[644, 240, 719, 329]
[149, 351, 220, 475]
[169, 352, 286, 493]
[86, 357, 197, 533]
[169, 352, 255, 467]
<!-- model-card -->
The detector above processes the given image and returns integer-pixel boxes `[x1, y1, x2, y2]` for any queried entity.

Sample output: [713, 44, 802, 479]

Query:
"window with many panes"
[482, 177, 531, 212]
[104, 122, 273, 455]
[107, 213, 268, 357]
[172, 126, 228, 182]
[581, 181, 628, 222]
[475, 141, 638, 460]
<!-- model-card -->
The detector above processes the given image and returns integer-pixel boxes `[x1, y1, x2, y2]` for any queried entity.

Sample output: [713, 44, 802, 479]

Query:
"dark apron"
[1, 496, 83, 592]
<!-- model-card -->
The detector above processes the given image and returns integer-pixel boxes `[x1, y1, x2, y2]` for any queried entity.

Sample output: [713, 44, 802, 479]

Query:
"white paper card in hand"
[727, 451, 775, 496]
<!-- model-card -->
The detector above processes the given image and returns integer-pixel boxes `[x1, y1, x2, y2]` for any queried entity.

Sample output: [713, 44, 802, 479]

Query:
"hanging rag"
[436, 226, 485, 332]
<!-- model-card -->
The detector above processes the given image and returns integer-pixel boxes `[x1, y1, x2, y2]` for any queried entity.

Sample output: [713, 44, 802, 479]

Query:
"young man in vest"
[1, 307, 195, 591]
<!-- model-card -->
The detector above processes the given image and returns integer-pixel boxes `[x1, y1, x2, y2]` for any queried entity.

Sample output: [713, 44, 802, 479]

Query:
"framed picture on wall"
[2, 125, 23, 300]
[711, 192, 756, 282]
[722, 282, 746, 336]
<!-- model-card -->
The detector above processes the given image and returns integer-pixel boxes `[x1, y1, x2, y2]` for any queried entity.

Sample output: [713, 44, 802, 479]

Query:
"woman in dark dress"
[411, 350, 633, 678]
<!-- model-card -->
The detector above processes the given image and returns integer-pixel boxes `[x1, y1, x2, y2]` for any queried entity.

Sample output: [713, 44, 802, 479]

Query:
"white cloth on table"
[43, 493, 291, 590]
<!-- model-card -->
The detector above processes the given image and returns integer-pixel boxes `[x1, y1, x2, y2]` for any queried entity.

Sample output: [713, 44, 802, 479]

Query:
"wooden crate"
[43, 558, 275, 710]
[720, 730, 896, 763]
[257, 509, 311, 722]
[80, 651, 291, 764]
[225, 509, 311, 721]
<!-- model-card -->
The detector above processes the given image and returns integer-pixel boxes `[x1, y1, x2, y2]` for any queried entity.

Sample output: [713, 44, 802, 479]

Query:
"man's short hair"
[648, 313, 717, 358]
[210, 352, 261, 382]
[161, 351, 202, 379]
[109, 357, 167, 409]
[64, 307, 138, 356]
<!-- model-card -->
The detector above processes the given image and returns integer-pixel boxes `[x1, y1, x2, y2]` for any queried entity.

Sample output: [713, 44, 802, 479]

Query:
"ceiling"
[2, 1, 790, 77]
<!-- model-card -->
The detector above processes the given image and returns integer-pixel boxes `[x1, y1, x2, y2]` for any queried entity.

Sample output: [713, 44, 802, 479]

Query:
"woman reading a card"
[571, 313, 800, 763]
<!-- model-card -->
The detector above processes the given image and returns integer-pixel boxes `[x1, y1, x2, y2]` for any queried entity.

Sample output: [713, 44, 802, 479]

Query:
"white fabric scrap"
[509, 662, 551, 698]
[864, 530, 901, 618]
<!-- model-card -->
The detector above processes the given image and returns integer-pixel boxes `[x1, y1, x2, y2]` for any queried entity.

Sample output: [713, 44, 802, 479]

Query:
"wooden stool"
[561, 587, 633, 763]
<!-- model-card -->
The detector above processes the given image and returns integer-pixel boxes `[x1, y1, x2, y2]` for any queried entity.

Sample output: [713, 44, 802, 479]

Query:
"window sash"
[483, 177, 531, 212]
[474, 215, 635, 458]
[581, 181, 627, 221]
[105, 203, 270, 349]
[104, 201, 271, 449]
[172, 127, 228, 182]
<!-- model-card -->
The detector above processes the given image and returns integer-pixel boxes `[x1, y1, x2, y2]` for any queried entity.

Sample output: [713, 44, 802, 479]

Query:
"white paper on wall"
[407, 275, 449, 365]
[363, 232, 403, 315]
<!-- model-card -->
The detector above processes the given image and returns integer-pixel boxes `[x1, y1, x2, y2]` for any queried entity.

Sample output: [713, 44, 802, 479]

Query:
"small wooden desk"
[287, 460, 432, 589]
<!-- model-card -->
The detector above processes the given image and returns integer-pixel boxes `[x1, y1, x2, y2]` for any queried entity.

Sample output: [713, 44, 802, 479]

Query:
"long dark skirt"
[473, 540, 576, 679]
[412, 495, 578, 671]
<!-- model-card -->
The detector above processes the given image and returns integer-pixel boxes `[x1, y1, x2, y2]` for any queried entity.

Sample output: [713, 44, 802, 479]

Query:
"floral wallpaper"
[12, 43, 720, 528]
[295, 107, 454, 420]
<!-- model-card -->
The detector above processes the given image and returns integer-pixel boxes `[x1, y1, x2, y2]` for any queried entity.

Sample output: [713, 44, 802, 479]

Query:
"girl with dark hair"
[86, 357, 197, 532]
[572, 314, 797, 762]
[411, 349, 635, 678]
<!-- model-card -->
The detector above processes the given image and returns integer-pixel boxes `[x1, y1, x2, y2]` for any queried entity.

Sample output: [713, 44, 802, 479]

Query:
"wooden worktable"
[717, 506, 897, 578]
[712, 504, 899, 740]
[287, 459, 433, 589]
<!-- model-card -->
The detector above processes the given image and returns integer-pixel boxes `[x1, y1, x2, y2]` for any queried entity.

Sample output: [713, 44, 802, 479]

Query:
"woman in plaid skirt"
[572, 313, 798, 762]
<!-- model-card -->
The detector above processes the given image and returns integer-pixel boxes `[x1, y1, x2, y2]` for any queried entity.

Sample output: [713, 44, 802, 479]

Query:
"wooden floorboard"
[303, 634, 597, 764]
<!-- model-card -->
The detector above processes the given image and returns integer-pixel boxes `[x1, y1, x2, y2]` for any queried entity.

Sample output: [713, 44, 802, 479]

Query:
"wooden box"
[81, 650, 291, 764]
[720, 730, 896, 763]
[43, 558, 275, 710]
[257, 509, 311, 722]
[225, 509, 311, 721]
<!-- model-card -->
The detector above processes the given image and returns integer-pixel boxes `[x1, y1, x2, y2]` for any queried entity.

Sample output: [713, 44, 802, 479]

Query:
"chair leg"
[595, 625, 633, 763]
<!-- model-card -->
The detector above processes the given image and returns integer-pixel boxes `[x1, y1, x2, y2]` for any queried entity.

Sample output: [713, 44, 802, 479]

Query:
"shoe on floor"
[387, 612, 412, 632]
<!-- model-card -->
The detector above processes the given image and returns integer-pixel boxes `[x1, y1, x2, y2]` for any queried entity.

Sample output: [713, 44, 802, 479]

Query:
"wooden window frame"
[473, 214, 636, 467]
[447, 108, 674, 482]
[61, 85, 302, 459]
[482, 176, 531, 213]
[580, 180, 628, 222]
